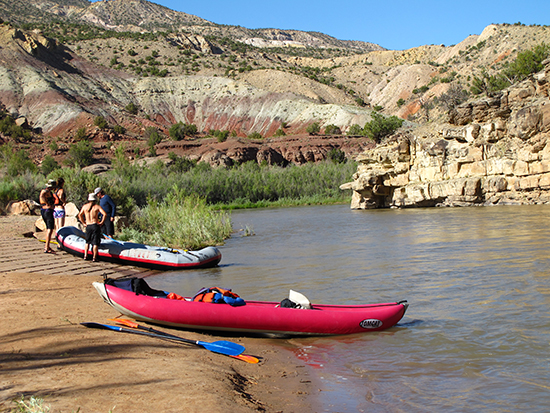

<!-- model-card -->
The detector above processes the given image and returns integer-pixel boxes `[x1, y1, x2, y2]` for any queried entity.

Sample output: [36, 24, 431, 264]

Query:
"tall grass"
[1, 156, 356, 247]
[117, 188, 232, 249]
[112, 159, 357, 210]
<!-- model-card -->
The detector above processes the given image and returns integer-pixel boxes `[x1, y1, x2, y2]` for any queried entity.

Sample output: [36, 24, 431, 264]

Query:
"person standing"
[39, 179, 57, 254]
[77, 193, 106, 262]
[94, 187, 116, 236]
[53, 177, 67, 233]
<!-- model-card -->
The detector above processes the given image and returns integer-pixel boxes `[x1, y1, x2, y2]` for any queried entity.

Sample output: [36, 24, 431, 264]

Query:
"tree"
[169, 122, 186, 141]
[502, 43, 550, 83]
[436, 84, 469, 111]
[145, 127, 162, 155]
[347, 124, 364, 136]
[363, 112, 404, 143]
[324, 124, 342, 135]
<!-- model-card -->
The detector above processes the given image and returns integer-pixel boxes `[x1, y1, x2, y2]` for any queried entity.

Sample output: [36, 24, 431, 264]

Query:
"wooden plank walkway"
[0, 236, 159, 278]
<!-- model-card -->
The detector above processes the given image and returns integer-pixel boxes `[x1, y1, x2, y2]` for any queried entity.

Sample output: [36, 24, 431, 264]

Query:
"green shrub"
[247, 132, 263, 140]
[347, 124, 364, 136]
[41, 155, 60, 176]
[0, 114, 32, 142]
[324, 124, 341, 135]
[0, 145, 37, 177]
[363, 112, 404, 143]
[119, 189, 232, 249]
[113, 125, 126, 135]
[471, 43, 550, 95]
[306, 122, 320, 135]
[66, 140, 94, 167]
[212, 129, 229, 142]
[125, 102, 139, 115]
[169, 122, 198, 141]
[273, 128, 286, 137]
[167, 152, 196, 173]
[75, 127, 88, 141]
[327, 148, 346, 164]
[94, 116, 108, 129]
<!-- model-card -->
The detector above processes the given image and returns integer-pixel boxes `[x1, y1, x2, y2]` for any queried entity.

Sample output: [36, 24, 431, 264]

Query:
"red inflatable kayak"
[93, 279, 409, 336]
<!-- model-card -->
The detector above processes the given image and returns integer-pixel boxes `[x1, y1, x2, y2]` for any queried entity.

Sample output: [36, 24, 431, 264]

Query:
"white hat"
[46, 179, 56, 188]
[94, 187, 102, 195]
[88, 193, 97, 201]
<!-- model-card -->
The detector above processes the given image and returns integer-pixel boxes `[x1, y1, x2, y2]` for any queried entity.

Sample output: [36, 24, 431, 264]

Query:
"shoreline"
[0, 215, 317, 412]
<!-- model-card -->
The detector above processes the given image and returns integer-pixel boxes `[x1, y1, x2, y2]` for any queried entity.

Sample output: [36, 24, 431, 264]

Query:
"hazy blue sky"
[93, 0, 550, 50]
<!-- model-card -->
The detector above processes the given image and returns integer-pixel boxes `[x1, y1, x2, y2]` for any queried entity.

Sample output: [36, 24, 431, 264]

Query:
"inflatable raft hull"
[93, 281, 409, 337]
[56, 226, 221, 270]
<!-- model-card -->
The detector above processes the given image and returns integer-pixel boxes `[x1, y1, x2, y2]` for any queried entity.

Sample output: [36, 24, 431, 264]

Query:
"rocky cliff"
[0, 24, 375, 140]
[341, 61, 550, 208]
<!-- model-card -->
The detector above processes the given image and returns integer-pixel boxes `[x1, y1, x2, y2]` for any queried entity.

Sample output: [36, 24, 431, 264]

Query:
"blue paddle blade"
[197, 340, 245, 356]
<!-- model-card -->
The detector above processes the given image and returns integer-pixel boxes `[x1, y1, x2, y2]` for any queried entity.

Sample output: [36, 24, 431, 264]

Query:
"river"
[148, 204, 550, 412]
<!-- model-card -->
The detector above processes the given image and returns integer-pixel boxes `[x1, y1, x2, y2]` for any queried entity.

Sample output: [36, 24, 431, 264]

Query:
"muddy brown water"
[147, 204, 550, 412]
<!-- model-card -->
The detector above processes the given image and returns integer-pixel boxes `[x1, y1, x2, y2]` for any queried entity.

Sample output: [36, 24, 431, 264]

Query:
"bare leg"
[83, 243, 89, 260]
[92, 245, 99, 262]
[44, 228, 53, 252]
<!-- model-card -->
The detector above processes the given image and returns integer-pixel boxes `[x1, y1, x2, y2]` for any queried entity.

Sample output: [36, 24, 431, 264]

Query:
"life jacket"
[192, 287, 245, 306]
[53, 188, 65, 206]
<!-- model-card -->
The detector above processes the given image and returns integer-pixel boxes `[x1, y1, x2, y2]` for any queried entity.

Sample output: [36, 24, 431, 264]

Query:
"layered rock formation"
[341, 62, 550, 208]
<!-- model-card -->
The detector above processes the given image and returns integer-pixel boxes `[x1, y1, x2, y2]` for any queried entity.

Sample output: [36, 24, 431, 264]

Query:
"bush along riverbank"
[1, 154, 357, 247]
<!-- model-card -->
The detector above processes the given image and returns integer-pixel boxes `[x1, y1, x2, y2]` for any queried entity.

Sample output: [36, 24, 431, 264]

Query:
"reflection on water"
[149, 204, 550, 412]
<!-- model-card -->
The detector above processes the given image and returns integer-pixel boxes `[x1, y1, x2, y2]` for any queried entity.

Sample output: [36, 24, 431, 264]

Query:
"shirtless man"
[77, 193, 107, 262]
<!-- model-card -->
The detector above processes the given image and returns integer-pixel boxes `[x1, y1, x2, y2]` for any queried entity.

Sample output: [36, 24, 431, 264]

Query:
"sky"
[93, 0, 550, 50]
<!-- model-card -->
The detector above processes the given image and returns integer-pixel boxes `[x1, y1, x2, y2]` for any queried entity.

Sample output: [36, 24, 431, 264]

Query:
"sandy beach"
[0, 215, 315, 412]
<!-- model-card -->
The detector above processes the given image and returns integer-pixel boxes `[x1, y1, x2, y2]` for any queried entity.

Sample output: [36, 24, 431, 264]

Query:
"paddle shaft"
[109, 319, 259, 364]
[81, 322, 244, 356]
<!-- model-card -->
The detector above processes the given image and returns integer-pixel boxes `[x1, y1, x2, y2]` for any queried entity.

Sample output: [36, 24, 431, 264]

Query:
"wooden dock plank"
[0, 236, 160, 279]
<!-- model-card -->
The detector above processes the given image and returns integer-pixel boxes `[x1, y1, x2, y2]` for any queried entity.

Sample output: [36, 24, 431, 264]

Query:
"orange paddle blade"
[231, 354, 260, 364]
[108, 318, 138, 328]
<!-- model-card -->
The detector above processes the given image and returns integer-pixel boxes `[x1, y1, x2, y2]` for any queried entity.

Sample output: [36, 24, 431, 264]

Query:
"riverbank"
[0, 215, 316, 412]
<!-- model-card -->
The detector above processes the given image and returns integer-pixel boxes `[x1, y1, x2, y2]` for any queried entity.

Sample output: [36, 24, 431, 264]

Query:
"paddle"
[103, 234, 123, 245]
[109, 319, 259, 364]
[81, 322, 245, 357]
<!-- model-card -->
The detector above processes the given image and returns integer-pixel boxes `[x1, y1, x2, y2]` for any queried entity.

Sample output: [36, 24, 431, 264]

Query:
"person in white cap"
[77, 193, 107, 262]
[94, 187, 116, 236]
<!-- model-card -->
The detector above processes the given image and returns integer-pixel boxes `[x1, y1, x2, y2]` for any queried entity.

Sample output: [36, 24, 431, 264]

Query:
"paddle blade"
[81, 322, 121, 332]
[196, 340, 245, 356]
[231, 354, 260, 364]
[109, 318, 138, 328]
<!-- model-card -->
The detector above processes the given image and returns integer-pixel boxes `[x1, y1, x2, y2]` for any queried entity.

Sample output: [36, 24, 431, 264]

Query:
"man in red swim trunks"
[77, 193, 107, 262]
